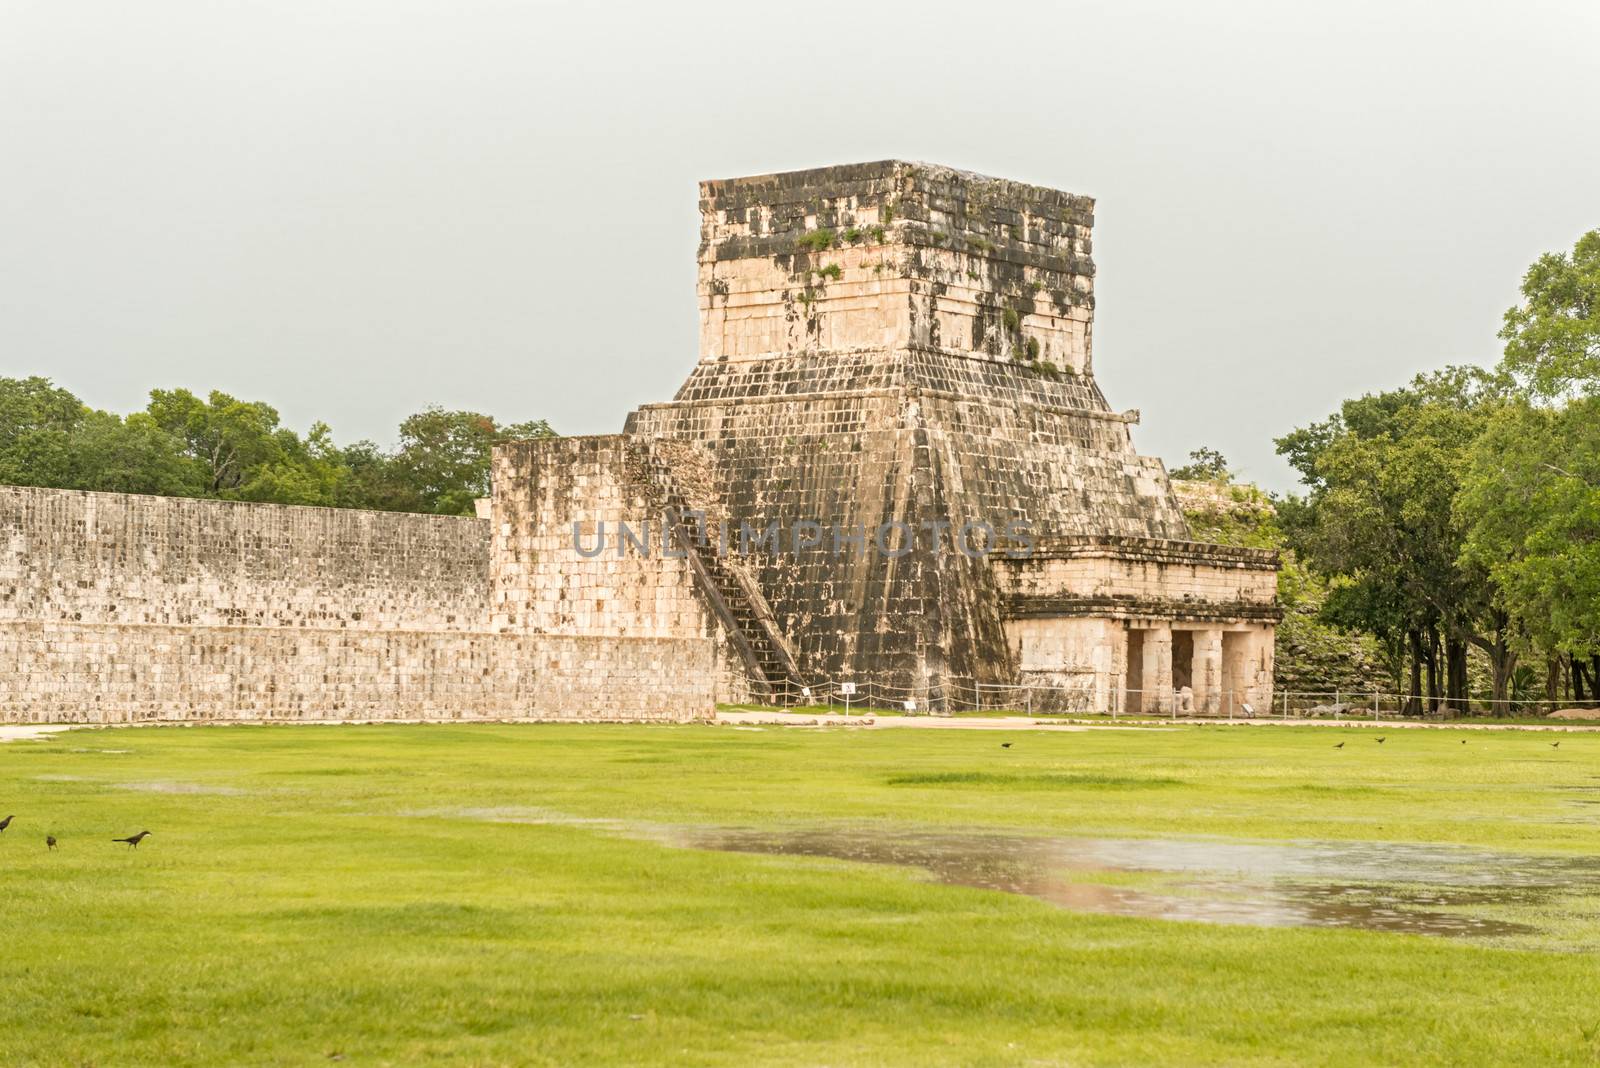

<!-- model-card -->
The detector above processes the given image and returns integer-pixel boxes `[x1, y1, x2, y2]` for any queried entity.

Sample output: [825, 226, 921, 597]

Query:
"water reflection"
[432, 806, 1600, 943]
[656, 826, 1600, 941]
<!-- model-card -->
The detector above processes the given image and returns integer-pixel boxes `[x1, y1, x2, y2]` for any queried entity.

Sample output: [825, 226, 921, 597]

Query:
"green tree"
[2, 377, 558, 515]
[74, 410, 206, 497]
[334, 439, 420, 513]
[1, 376, 198, 496]
[145, 388, 294, 496]
[1452, 230, 1600, 705]
[1168, 446, 1231, 481]
[1459, 399, 1600, 698]
[1276, 368, 1517, 710]
[0, 376, 90, 489]
[391, 407, 554, 515]
[1500, 229, 1600, 398]
[233, 422, 348, 507]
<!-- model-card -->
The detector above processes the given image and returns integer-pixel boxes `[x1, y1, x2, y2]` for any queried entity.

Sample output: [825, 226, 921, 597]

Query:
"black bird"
[113, 830, 151, 849]
[0, 814, 13, 833]
[45, 835, 56, 851]
[1551, 741, 1561, 749]
[1001, 742, 1013, 749]
[1376, 737, 1387, 744]
[1461, 739, 1467, 745]
[1333, 741, 1345, 749]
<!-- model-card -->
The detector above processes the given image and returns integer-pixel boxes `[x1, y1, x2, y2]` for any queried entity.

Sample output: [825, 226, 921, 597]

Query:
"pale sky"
[3, 0, 1596, 490]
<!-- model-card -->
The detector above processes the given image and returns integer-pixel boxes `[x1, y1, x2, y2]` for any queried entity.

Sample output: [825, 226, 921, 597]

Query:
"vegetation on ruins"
[5, 722, 1598, 1065]
[793, 228, 835, 253]
[1172, 464, 1386, 697]
[1168, 446, 1231, 482]
[0, 377, 553, 515]
[1259, 228, 1600, 711]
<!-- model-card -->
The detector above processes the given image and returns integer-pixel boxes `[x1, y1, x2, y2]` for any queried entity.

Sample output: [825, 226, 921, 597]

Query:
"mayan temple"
[495, 161, 1280, 713]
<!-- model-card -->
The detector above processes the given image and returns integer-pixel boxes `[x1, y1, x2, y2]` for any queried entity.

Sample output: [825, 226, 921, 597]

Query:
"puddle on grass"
[659, 828, 1600, 941]
[32, 775, 245, 795]
[113, 780, 245, 796]
[437, 806, 1600, 944]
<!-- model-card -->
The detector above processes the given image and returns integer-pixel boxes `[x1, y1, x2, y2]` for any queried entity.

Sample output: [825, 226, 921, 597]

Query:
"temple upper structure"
[494, 161, 1279, 713]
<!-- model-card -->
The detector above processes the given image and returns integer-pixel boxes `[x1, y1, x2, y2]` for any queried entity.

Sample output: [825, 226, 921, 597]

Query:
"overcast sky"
[3, 1, 1596, 490]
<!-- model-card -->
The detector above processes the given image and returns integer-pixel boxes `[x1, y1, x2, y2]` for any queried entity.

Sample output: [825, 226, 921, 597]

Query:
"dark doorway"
[1125, 627, 1145, 710]
[1172, 630, 1194, 691]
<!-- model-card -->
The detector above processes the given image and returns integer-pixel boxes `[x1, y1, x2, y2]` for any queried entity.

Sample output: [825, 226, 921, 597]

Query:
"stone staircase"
[632, 444, 808, 703]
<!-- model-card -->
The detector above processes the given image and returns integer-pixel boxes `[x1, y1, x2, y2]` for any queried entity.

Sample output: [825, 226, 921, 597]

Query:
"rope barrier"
[751, 679, 1594, 718]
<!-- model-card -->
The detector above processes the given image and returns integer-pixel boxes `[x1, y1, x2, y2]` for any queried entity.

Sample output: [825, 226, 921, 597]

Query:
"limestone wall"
[997, 537, 1280, 621]
[0, 485, 714, 722]
[699, 160, 1096, 373]
[490, 436, 705, 637]
[0, 485, 491, 630]
[489, 437, 752, 703]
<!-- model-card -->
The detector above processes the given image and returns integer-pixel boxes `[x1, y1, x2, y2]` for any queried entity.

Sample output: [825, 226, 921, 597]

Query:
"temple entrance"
[1172, 630, 1194, 692]
[1124, 628, 1145, 711]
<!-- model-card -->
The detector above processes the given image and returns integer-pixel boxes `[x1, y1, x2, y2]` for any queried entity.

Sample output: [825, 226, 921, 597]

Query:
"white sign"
[904, 699, 917, 712]
[839, 682, 857, 696]
[800, 687, 811, 699]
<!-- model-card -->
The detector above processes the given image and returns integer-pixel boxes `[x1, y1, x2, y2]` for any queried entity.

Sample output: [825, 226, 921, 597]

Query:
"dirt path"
[0, 725, 78, 743]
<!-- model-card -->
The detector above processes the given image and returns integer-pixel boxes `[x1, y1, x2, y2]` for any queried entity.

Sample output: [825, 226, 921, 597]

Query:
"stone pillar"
[1141, 625, 1173, 714]
[1099, 621, 1125, 715]
[1244, 625, 1276, 709]
[1194, 628, 1224, 715]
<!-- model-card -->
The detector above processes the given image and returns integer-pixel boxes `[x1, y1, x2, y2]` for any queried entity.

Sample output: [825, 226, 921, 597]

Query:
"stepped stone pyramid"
[493, 161, 1278, 712]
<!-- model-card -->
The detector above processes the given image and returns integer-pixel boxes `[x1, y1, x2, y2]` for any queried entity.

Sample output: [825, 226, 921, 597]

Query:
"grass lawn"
[3, 721, 1599, 1066]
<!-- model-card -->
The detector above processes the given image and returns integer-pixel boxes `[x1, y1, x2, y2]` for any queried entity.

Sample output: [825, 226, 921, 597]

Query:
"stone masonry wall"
[699, 160, 1096, 374]
[0, 486, 714, 722]
[997, 538, 1280, 621]
[489, 437, 752, 703]
[1, 485, 492, 630]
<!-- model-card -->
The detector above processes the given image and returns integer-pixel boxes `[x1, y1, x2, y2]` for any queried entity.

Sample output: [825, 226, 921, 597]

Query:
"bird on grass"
[45, 835, 56, 851]
[1000, 742, 1013, 749]
[1552, 741, 1561, 749]
[0, 814, 13, 834]
[113, 831, 151, 849]
[1333, 741, 1345, 749]
[1376, 737, 1387, 744]
[1462, 739, 1468, 745]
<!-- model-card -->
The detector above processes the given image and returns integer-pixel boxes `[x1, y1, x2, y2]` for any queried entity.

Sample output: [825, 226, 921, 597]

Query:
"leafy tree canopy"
[1168, 446, 1231, 482]
[1500, 229, 1600, 398]
[0, 377, 554, 516]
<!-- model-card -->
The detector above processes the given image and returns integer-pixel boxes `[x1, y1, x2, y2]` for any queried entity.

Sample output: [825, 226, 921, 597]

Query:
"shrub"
[795, 229, 836, 253]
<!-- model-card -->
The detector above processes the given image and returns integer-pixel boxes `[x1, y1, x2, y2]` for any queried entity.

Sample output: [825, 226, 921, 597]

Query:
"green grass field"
[4, 721, 1599, 1066]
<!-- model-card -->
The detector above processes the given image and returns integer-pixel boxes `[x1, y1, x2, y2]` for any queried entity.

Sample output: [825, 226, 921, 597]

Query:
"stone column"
[1194, 628, 1224, 715]
[1099, 621, 1124, 715]
[1141, 625, 1173, 714]
[1245, 625, 1276, 709]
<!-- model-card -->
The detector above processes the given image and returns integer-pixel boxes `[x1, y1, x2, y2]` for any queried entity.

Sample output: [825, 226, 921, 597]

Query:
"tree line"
[1184, 229, 1600, 712]
[0, 378, 554, 516]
